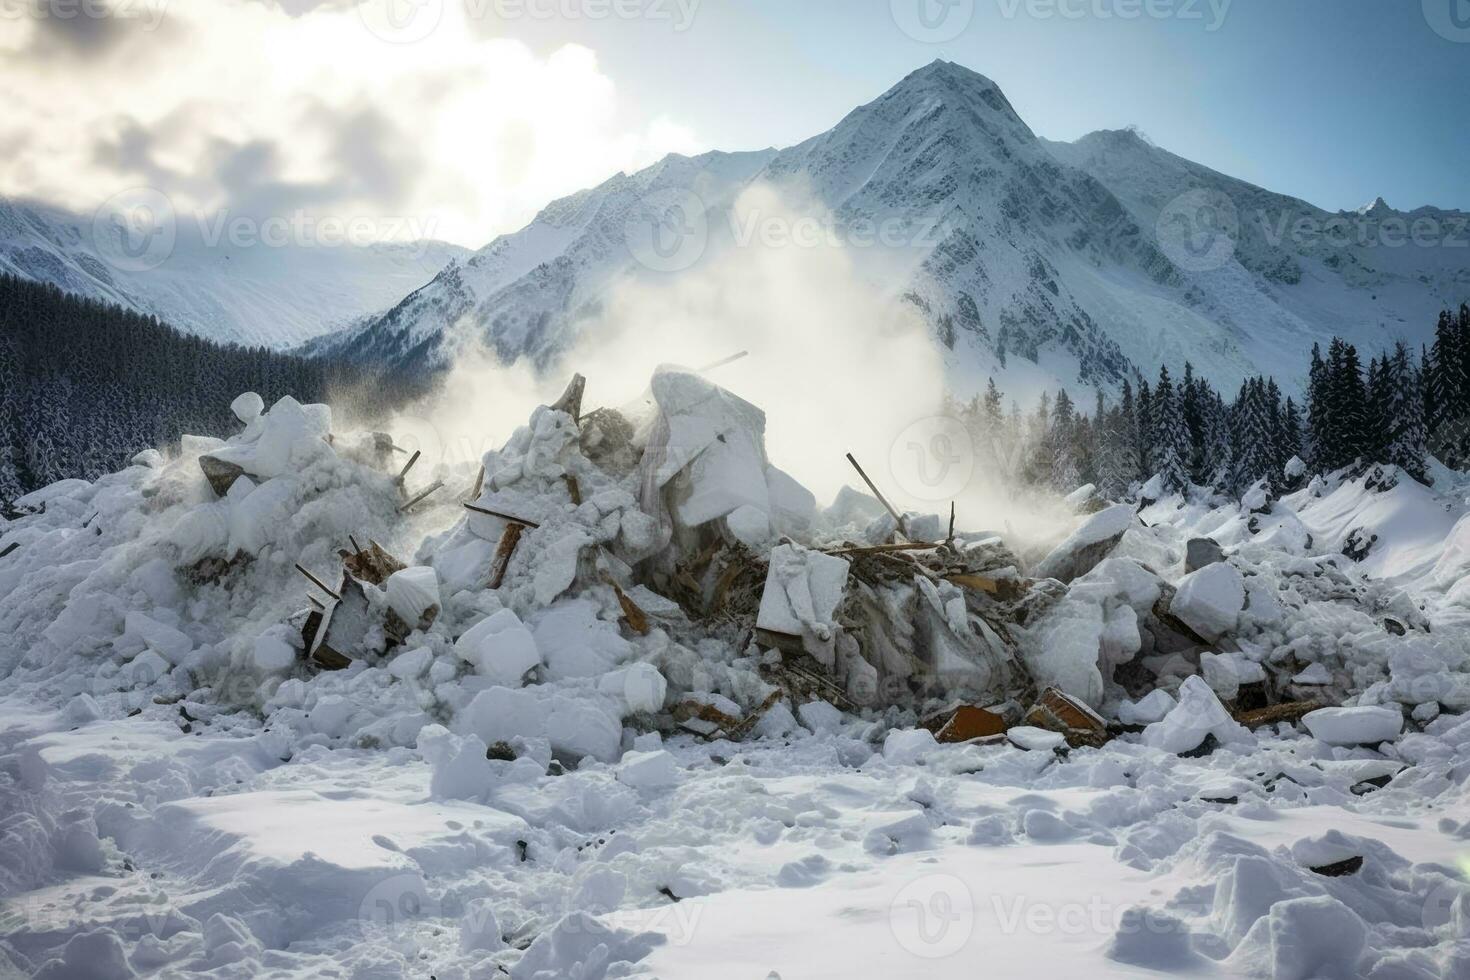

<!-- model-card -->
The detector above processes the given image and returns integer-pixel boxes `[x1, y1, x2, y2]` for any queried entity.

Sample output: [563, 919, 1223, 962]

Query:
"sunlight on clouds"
[0, 0, 705, 246]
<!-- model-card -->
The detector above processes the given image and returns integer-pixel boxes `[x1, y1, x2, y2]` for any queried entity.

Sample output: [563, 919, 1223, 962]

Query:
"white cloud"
[0, 0, 705, 246]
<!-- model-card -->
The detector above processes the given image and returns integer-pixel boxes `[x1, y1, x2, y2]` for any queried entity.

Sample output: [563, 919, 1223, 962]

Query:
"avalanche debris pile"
[2, 365, 1468, 763]
[3, 363, 1470, 978]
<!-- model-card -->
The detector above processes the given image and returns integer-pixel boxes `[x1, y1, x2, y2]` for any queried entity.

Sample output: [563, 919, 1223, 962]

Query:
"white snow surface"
[1, 391, 1469, 978]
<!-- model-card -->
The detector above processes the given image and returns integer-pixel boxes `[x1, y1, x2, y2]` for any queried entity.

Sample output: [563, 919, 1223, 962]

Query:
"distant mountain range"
[312, 60, 1468, 397]
[0, 197, 466, 349]
[9, 62, 1466, 395]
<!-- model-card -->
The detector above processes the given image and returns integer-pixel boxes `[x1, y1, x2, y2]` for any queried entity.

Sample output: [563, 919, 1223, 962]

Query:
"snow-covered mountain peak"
[316, 64, 1467, 402]
[1356, 195, 1394, 217]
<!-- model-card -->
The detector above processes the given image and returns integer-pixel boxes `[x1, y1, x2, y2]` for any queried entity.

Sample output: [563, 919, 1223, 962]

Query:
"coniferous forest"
[952, 304, 1470, 501]
[3, 273, 1467, 511]
[0, 274, 396, 508]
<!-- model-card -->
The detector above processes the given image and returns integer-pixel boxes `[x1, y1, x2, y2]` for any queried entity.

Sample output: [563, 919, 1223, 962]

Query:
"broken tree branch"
[697, 350, 749, 373]
[845, 452, 908, 538]
[551, 373, 586, 423]
[397, 450, 421, 484]
[464, 503, 542, 529]
[398, 480, 445, 513]
[294, 563, 342, 601]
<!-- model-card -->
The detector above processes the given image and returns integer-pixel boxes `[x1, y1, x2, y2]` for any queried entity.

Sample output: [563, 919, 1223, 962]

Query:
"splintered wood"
[488, 522, 526, 589]
[340, 540, 406, 586]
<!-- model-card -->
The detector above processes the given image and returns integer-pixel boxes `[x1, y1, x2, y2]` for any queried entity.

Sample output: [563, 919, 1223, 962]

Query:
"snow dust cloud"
[385, 181, 1074, 549]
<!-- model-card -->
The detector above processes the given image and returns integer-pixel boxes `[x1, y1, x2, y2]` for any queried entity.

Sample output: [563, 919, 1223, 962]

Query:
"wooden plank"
[945, 573, 1002, 594]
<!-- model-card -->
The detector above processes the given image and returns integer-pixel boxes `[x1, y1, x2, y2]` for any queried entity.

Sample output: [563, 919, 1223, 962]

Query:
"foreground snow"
[1, 382, 1469, 977]
[1, 700, 1467, 978]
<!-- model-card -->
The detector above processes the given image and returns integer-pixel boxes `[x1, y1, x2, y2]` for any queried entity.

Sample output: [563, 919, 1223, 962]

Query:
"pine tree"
[1048, 390, 1081, 492]
[1200, 392, 1234, 489]
[1306, 342, 1327, 472]
[1151, 366, 1190, 492]
[1383, 341, 1429, 482]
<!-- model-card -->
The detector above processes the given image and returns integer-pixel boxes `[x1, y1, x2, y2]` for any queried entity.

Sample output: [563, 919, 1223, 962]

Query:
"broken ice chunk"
[755, 543, 850, 666]
[454, 608, 541, 687]
[1141, 676, 1253, 754]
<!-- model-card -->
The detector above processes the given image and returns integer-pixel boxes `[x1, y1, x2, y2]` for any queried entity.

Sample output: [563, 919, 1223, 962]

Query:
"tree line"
[0, 274, 412, 509]
[952, 304, 1470, 501]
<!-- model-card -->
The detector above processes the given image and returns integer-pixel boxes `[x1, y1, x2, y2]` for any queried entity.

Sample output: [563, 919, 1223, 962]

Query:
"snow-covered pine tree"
[1365, 354, 1390, 467]
[1134, 378, 1154, 482]
[0, 335, 22, 508]
[1384, 341, 1429, 483]
[1305, 342, 1327, 473]
[1151, 366, 1190, 493]
[1230, 378, 1277, 496]
[1326, 339, 1369, 472]
[1048, 389, 1081, 492]
[1194, 391, 1233, 491]
[1280, 396, 1304, 487]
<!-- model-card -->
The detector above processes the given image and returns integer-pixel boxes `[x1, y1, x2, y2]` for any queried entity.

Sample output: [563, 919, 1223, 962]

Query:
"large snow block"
[1169, 563, 1245, 642]
[756, 543, 850, 665]
[1302, 706, 1403, 746]
[454, 609, 540, 687]
[1033, 504, 1134, 583]
[646, 367, 771, 528]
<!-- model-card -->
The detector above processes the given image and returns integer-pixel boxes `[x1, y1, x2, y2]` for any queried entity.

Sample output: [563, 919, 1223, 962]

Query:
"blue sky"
[6, 0, 1467, 247]
[499, 0, 1470, 214]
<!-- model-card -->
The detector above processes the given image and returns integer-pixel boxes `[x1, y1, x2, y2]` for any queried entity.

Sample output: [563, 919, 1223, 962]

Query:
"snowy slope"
[307, 150, 778, 367]
[325, 62, 1468, 399]
[0, 197, 467, 349]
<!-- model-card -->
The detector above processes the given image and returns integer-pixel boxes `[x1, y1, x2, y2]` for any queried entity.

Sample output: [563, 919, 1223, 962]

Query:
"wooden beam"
[487, 523, 526, 589]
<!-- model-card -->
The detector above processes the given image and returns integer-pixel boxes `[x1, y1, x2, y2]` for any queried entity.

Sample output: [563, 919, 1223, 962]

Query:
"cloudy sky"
[3, 0, 1467, 248]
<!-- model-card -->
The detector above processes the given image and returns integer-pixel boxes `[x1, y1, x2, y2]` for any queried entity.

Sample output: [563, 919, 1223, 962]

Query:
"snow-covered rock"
[616, 749, 682, 790]
[1170, 563, 1245, 642]
[1033, 504, 1134, 584]
[1141, 676, 1253, 754]
[385, 566, 439, 628]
